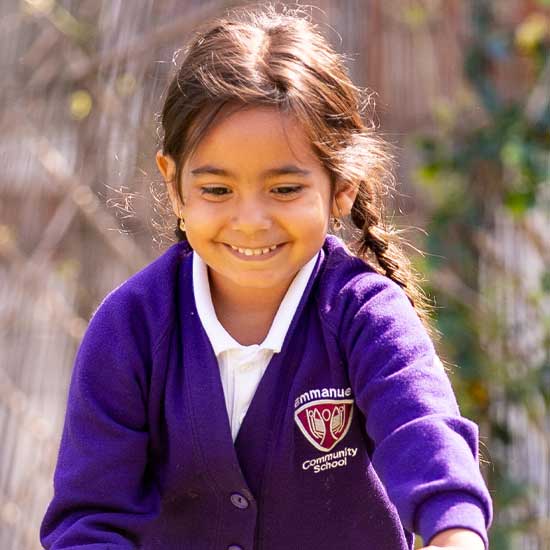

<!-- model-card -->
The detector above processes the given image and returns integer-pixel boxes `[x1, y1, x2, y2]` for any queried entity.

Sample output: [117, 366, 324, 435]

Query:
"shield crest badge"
[294, 399, 354, 452]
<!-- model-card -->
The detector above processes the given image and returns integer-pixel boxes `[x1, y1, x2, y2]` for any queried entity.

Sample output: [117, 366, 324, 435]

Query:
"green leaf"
[503, 190, 535, 214]
[416, 163, 441, 182]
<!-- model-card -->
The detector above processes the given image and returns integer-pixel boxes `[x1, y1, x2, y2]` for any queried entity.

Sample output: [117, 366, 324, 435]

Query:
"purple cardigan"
[40, 235, 493, 549]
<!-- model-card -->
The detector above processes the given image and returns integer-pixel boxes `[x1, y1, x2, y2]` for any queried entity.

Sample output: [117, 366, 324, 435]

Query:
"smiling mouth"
[229, 244, 278, 256]
[223, 242, 285, 259]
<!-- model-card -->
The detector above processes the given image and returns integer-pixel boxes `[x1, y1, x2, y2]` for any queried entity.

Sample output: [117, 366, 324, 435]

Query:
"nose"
[230, 196, 272, 234]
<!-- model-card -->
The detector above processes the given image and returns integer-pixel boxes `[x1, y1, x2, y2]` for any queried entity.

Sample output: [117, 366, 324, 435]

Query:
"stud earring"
[331, 216, 344, 231]
[174, 217, 187, 240]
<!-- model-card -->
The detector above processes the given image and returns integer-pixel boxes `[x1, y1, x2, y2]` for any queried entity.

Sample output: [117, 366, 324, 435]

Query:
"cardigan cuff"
[415, 491, 489, 550]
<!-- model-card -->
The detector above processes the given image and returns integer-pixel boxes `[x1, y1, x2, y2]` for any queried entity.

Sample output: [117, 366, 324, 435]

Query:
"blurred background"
[0, 0, 548, 548]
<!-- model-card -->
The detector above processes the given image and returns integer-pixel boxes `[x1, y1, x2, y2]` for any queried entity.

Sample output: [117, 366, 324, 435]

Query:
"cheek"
[182, 197, 222, 225]
[289, 193, 331, 223]
[181, 214, 221, 249]
[185, 217, 220, 239]
[277, 201, 329, 243]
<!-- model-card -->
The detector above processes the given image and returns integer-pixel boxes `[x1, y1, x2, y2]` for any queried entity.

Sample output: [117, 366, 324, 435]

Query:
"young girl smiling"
[40, 4, 493, 549]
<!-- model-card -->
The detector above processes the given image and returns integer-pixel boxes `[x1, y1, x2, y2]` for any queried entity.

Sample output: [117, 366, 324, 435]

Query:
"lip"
[222, 242, 286, 261]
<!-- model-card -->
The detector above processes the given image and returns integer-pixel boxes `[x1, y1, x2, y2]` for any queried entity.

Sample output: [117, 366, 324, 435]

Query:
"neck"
[209, 271, 291, 316]
[207, 270, 293, 345]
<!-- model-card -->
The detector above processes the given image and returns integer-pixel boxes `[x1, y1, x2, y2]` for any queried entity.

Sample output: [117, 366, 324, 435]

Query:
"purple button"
[227, 546, 243, 550]
[230, 492, 249, 510]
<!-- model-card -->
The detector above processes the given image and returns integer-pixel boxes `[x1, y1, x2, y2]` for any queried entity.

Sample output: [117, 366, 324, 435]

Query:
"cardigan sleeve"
[40, 288, 161, 549]
[339, 273, 493, 549]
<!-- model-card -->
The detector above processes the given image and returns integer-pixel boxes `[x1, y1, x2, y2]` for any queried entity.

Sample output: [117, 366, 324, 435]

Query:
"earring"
[174, 217, 186, 240]
[331, 216, 344, 231]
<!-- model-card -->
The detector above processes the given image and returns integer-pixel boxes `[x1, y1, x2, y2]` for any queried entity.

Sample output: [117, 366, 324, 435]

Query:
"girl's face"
[157, 105, 357, 300]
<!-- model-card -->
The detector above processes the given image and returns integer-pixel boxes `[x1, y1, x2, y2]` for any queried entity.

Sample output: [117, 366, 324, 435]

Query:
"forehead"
[187, 104, 320, 170]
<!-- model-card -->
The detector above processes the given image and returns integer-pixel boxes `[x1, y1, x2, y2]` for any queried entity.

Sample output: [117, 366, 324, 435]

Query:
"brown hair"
[157, 3, 437, 338]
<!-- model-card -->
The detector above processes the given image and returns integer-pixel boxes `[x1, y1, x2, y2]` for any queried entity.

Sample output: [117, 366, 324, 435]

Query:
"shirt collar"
[192, 249, 320, 356]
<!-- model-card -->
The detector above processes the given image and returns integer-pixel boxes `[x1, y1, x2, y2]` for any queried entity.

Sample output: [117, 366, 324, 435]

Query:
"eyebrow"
[190, 164, 311, 179]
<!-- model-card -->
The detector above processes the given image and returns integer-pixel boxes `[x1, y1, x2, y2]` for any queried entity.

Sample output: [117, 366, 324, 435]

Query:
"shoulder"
[318, 234, 413, 332]
[87, 240, 192, 355]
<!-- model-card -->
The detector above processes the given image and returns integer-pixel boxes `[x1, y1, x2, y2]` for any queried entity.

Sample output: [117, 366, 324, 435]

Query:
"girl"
[40, 4, 493, 550]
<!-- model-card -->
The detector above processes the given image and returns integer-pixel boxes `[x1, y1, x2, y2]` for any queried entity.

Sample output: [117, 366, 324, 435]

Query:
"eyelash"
[200, 185, 303, 197]
[200, 186, 230, 196]
[274, 185, 303, 195]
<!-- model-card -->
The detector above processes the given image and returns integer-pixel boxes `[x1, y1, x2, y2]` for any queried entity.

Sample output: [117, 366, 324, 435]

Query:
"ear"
[156, 150, 185, 217]
[331, 180, 359, 218]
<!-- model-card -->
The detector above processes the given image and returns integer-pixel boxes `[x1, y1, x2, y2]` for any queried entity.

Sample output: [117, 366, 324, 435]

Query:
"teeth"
[229, 244, 279, 256]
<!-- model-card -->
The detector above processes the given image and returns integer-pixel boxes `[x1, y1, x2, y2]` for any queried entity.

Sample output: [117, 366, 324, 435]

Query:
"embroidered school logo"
[295, 399, 354, 452]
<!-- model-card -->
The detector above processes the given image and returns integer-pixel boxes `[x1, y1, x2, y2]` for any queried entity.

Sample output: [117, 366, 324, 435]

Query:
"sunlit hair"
[157, 3, 437, 337]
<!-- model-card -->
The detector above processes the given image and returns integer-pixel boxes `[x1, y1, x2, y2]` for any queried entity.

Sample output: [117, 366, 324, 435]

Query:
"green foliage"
[413, 1, 550, 547]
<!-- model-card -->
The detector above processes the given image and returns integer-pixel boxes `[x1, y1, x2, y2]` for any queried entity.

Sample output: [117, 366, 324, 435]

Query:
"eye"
[272, 185, 303, 196]
[200, 186, 231, 197]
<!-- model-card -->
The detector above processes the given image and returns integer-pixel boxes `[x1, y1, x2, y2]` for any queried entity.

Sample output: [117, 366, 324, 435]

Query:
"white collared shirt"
[192, 250, 319, 442]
